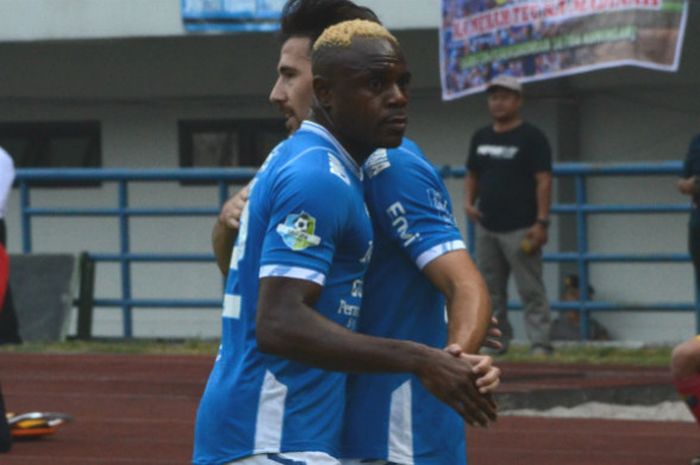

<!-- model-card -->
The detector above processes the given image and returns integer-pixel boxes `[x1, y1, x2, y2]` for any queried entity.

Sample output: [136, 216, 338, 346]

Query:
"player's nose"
[269, 78, 285, 105]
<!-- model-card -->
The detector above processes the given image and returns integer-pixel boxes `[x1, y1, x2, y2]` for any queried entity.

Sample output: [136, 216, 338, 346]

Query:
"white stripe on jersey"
[259, 265, 326, 285]
[223, 294, 241, 319]
[387, 380, 414, 465]
[415, 240, 466, 270]
[254, 370, 288, 453]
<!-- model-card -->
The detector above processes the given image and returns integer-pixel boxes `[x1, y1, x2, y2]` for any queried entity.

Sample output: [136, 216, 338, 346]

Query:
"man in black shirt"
[671, 133, 700, 465]
[465, 75, 553, 355]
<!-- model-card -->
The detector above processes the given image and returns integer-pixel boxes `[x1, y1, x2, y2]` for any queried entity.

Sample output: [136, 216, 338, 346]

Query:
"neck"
[310, 109, 372, 165]
[492, 115, 523, 133]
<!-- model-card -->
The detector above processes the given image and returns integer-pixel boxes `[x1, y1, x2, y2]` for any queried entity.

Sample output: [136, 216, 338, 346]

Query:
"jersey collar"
[299, 121, 363, 181]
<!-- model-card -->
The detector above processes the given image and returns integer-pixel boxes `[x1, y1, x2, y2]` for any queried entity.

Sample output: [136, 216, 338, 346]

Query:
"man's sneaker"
[691, 455, 700, 465]
[530, 344, 554, 357]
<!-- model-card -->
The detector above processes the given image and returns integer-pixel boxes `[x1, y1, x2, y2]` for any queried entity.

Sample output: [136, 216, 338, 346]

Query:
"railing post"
[575, 174, 590, 341]
[118, 180, 133, 338]
[19, 181, 32, 253]
[76, 251, 96, 340]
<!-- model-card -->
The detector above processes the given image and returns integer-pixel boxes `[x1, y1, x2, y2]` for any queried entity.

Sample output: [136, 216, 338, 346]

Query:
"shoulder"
[472, 125, 493, 139]
[278, 147, 358, 199]
[365, 139, 434, 181]
[522, 122, 549, 139]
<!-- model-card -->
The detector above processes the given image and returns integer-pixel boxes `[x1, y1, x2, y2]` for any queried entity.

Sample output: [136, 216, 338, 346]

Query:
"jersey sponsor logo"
[427, 188, 456, 224]
[337, 299, 360, 330]
[276, 212, 322, 251]
[477, 144, 519, 159]
[351, 279, 363, 298]
[328, 153, 351, 185]
[360, 240, 373, 264]
[365, 149, 391, 178]
[386, 202, 420, 247]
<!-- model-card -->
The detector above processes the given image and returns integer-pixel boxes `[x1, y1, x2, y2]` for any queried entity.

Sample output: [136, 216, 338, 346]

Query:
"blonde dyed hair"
[313, 19, 398, 51]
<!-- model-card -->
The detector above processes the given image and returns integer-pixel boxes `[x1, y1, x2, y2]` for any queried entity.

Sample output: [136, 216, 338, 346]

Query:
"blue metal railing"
[15, 162, 697, 338]
[16, 168, 256, 337]
[450, 161, 696, 339]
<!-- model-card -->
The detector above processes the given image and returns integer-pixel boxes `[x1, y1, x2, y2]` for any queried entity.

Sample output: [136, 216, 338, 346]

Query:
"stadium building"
[0, 0, 699, 342]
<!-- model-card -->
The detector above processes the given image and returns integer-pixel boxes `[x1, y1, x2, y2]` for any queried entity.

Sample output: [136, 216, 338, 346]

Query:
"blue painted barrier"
[15, 162, 695, 338]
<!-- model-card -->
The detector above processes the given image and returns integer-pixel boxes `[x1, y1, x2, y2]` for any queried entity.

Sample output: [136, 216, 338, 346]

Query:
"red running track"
[1, 353, 697, 465]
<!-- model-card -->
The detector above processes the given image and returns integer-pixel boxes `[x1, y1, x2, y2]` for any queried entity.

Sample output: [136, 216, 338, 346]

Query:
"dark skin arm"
[256, 276, 497, 426]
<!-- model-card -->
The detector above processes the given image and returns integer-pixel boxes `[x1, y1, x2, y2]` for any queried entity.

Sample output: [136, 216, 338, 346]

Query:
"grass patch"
[0, 338, 220, 356]
[496, 343, 673, 366]
[0, 339, 674, 366]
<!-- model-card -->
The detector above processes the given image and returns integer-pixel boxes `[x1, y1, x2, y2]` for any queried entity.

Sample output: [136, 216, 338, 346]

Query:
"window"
[0, 121, 101, 169]
[0, 121, 101, 187]
[179, 119, 287, 170]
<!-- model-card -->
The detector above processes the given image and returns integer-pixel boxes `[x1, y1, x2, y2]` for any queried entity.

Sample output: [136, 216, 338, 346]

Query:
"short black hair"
[280, 0, 381, 45]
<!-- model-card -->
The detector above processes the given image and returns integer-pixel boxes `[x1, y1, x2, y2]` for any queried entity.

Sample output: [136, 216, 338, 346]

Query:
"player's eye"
[368, 76, 384, 92]
[397, 73, 412, 91]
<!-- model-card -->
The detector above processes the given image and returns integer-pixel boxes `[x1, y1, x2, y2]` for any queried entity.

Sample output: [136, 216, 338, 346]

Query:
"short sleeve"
[260, 153, 353, 285]
[530, 126, 552, 173]
[365, 143, 465, 270]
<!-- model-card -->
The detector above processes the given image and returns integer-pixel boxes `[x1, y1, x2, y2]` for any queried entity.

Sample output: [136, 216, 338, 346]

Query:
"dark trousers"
[0, 384, 10, 452]
[0, 219, 21, 344]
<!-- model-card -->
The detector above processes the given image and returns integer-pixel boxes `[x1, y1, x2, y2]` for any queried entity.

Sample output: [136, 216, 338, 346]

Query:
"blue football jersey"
[193, 122, 373, 465]
[342, 139, 467, 465]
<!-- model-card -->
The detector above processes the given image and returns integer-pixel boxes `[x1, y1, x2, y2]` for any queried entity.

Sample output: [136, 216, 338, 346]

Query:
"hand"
[218, 185, 249, 230]
[461, 353, 501, 394]
[444, 344, 501, 395]
[525, 223, 548, 251]
[481, 316, 503, 351]
[677, 177, 697, 196]
[417, 347, 497, 427]
[465, 204, 482, 223]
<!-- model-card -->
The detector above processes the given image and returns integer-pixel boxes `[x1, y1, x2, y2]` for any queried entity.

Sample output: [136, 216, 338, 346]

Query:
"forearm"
[257, 280, 430, 374]
[535, 173, 552, 220]
[211, 220, 237, 276]
[259, 302, 430, 373]
[423, 250, 491, 354]
[445, 262, 491, 354]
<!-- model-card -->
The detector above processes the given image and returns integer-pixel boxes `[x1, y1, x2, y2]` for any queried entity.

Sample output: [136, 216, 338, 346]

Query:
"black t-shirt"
[682, 133, 700, 228]
[467, 122, 552, 232]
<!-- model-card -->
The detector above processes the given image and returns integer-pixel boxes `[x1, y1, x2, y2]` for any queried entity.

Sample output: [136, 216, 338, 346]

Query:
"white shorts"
[226, 452, 340, 465]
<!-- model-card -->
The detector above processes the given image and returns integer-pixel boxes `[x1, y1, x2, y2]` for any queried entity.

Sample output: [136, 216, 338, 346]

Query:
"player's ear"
[313, 75, 333, 110]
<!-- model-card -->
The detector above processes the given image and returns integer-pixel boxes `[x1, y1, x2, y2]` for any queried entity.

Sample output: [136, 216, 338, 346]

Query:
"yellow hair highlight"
[313, 19, 398, 51]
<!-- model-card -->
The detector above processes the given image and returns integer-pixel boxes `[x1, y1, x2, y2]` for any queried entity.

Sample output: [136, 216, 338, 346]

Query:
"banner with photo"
[182, 0, 285, 33]
[440, 0, 689, 100]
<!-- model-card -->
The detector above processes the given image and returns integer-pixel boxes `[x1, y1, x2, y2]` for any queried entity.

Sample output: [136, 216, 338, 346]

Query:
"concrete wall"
[0, 0, 440, 42]
[1, 3, 699, 342]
